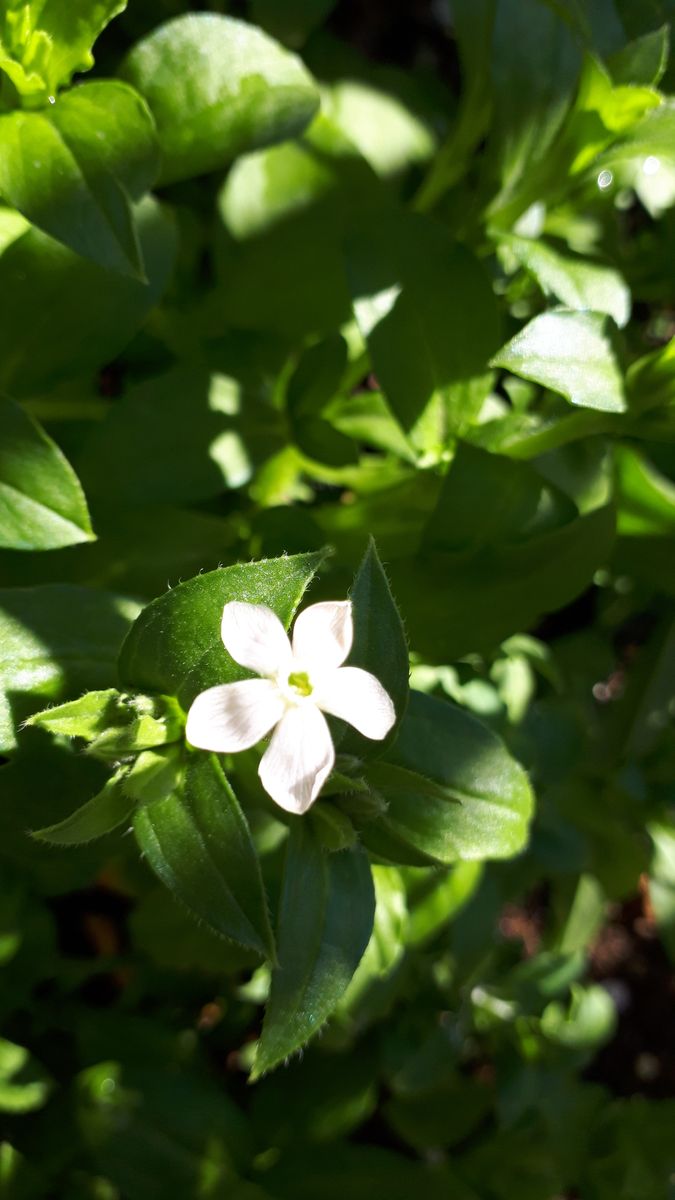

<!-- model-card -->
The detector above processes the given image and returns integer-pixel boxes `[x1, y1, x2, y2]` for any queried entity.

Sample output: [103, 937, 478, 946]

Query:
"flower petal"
[313, 666, 396, 740]
[258, 703, 334, 814]
[291, 600, 353, 673]
[186, 680, 285, 752]
[221, 602, 292, 677]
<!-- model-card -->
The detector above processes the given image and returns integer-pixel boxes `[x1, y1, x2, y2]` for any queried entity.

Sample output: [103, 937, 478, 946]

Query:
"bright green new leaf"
[26, 688, 122, 739]
[323, 81, 436, 178]
[490, 310, 627, 413]
[0, 392, 93, 550]
[0, 82, 159, 277]
[118, 550, 329, 708]
[0, 585, 139, 754]
[649, 823, 675, 963]
[27, 688, 183, 758]
[541, 983, 617, 1051]
[597, 95, 675, 168]
[253, 821, 375, 1077]
[500, 234, 631, 328]
[347, 210, 502, 452]
[0, 1039, 50, 1114]
[363, 691, 534, 865]
[133, 753, 275, 960]
[0, 0, 127, 104]
[30, 766, 133, 845]
[121, 13, 320, 186]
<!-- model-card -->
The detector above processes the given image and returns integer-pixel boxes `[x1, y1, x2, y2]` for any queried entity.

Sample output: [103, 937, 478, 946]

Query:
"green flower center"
[287, 670, 313, 697]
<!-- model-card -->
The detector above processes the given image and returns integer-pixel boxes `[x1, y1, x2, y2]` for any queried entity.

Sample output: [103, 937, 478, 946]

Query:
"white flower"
[185, 599, 395, 814]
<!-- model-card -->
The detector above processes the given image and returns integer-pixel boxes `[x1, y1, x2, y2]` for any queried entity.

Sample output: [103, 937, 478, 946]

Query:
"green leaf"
[286, 336, 358, 468]
[0, 1039, 50, 1114]
[388, 443, 615, 660]
[649, 822, 675, 962]
[338, 864, 408, 1011]
[250, 0, 337, 47]
[327, 391, 415, 463]
[0, 82, 159, 277]
[133, 753, 275, 960]
[26, 688, 122, 739]
[0, 0, 127, 103]
[0, 584, 139, 754]
[489, 0, 580, 194]
[118, 550, 329, 709]
[253, 822, 375, 1077]
[363, 691, 534, 865]
[341, 539, 409, 757]
[77, 366, 278, 508]
[490, 310, 627, 413]
[499, 234, 631, 328]
[608, 25, 670, 86]
[121, 13, 320, 186]
[347, 210, 502, 452]
[215, 114, 380, 338]
[0, 195, 176, 398]
[407, 861, 483, 946]
[541, 983, 617, 1051]
[27, 688, 183, 757]
[0, 392, 93, 550]
[584, 83, 672, 171]
[31, 766, 133, 845]
[323, 81, 435, 179]
[616, 444, 675, 535]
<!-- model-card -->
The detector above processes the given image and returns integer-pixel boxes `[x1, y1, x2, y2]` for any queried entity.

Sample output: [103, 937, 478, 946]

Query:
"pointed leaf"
[490, 310, 626, 413]
[133, 753, 275, 960]
[0, 393, 93, 550]
[26, 689, 122, 739]
[0, 82, 158, 277]
[119, 550, 329, 708]
[500, 234, 631, 328]
[31, 767, 133, 845]
[341, 539, 409, 757]
[253, 822, 374, 1077]
[363, 691, 534, 864]
[346, 210, 501, 452]
[0, 196, 176, 399]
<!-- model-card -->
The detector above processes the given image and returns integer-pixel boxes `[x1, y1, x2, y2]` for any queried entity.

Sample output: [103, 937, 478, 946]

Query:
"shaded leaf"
[134, 753, 275, 959]
[0, 393, 93, 550]
[31, 767, 133, 845]
[253, 822, 374, 1077]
